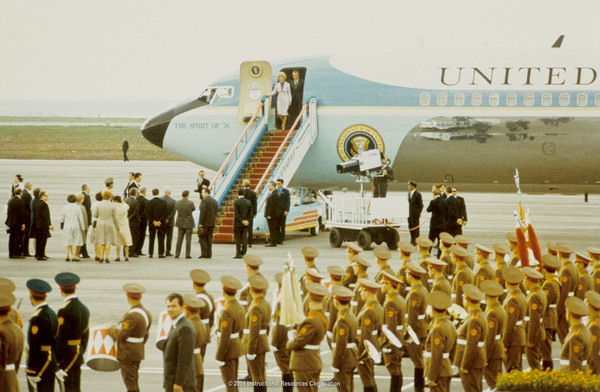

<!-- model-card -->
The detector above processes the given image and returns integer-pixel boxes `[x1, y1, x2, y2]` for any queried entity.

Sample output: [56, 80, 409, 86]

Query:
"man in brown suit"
[0, 292, 24, 392]
[108, 284, 153, 392]
[330, 285, 358, 392]
[480, 280, 506, 390]
[424, 291, 456, 392]
[183, 295, 208, 392]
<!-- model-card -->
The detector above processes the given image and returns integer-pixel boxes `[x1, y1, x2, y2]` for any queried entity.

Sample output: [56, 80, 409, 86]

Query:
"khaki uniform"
[270, 301, 292, 379]
[454, 308, 487, 392]
[331, 309, 358, 392]
[474, 262, 494, 290]
[575, 270, 593, 300]
[441, 251, 454, 281]
[406, 282, 428, 369]
[216, 298, 245, 392]
[357, 299, 383, 389]
[586, 313, 600, 374]
[503, 289, 527, 372]
[351, 272, 368, 315]
[542, 277, 560, 366]
[592, 266, 600, 294]
[239, 274, 264, 311]
[323, 286, 340, 347]
[483, 303, 506, 390]
[381, 290, 406, 377]
[342, 265, 357, 290]
[494, 262, 508, 303]
[242, 296, 271, 383]
[108, 304, 152, 392]
[8, 309, 22, 329]
[397, 263, 410, 298]
[375, 265, 395, 304]
[0, 318, 24, 392]
[431, 276, 452, 297]
[299, 266, 320, 296]
[189, 314, 209, 392]
[560, 321, 592, 371]
[195, 288, 216, 355]
[525, 287, 547, 370]
[417, 258, 432, 291]
[424, 316, 457, 392]
[557, 261, 579, 342]
[452, 264, 474, 308]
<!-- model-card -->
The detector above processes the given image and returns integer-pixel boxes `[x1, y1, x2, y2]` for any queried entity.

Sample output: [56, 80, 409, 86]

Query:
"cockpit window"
[198, 86, 234, 104]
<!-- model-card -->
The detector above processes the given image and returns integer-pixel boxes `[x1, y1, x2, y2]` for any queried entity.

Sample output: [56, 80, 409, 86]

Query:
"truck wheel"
[357, 230, 372, 250]
[329, 228, 343, 248]
[386, 230, 400, 250]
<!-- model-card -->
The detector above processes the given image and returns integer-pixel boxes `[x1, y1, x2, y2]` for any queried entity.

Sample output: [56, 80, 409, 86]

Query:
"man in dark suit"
[162, 293, 196, 392]
[127, 188, 141, 257]
[407, 180, 424, 246]
[265, 181, 279, 247]
[194, 171, 210, 200]
[372, 155, 394, 198]
[242, 179, 257, 247]
[21, 182, 33, 256]
[6, 188, 27, 259]
[275, 179, 290, 244]
[80, 184, 92, 258]
[427, 188, 447, 256]
[233, 189, 252, 259]
[198, 188, 217, 258]
[146, 188, 168, 258]
[32, 191, 53, 260]
[162, 188, 177, 256]
[122, 138, 129, 161]
[444, 189, 462, 236]
[136, 188, 148, 256]
[453, 187, 467, 234]
[175, 190, 196, 259]
[288, 70, 304, 128]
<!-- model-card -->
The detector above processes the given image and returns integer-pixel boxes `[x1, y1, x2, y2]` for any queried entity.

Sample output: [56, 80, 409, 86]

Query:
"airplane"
[141, 39, 600, 196]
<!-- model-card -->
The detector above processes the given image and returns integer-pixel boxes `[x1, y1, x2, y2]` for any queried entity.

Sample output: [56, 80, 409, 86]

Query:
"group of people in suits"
[268, 70, 304, 131]
[426, 183, 468, 255]
[264, 179, 290, 247]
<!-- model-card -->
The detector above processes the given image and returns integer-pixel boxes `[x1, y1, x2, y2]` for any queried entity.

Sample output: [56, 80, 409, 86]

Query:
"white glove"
[287, 330, 297, 341]
[270, 345, 279, 352]
[56, 369, 68, 382]
[326, 331, 333, 340]
[27, 375, 41, 387]
[246, 354, 257, 361]
[331, 367, 340, 374]
[382, 348, 392, 354]
[216, 360, 225, 367]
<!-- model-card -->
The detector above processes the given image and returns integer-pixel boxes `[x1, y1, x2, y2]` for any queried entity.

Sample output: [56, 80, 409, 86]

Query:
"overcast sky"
[1, 0, 598, 103]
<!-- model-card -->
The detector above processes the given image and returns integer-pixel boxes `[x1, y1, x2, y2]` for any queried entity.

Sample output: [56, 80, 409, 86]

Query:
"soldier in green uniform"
[324, 266, 345, 347]
[502, 266, 527, 372]
[587, 247, 600, 294]
[424, 291, 456, 392]
[523, 267, 547, 371]
[270, 273, 293, 392]
[574, 253, 593, 299]
[107, 283, 153, 392]
[286, 283, 328, 392]
[238, 255, 264, 382]
[330, 285, 358, 392]
[0, 278, 23, 328]
[439, 233, 455, 282]
[302, 269, 325, 314]
[373, 246, 395, 304]
[0, 291, 24, 392]
[356, 279, 383, 392]
[473, 245, 494, 290]
[560, 297, 592, 371]
[492, 243, 510, 303]
[506, 232, 520, 266]
[455, 235, 475, 270]
[25, 279, 57, 392]
[405, 261, 428, 392]
[415, 238, 433, 290]
[451, 245, 474, 309]
[546, 242, 559, 258]
[182, 294, 208, 392]
[396, 241, 415, 298]
[190, 269, 215, 357]
[380, 272, 406, 392]
[541, 254, 560, 370]
[351, 256, 371, 314]
[215, 276, 244, 392]
[557, 243, 578, 343]
[242, 275, 271, 392]
[299, 246, 320, 293]
[427, 258, 451, 297]
[480, 280, 506, 391]
[342, 243, 361, 290]
[54, 272, 90, 392]
[453, 284, 487, 392]
[585, 290, 600, 375]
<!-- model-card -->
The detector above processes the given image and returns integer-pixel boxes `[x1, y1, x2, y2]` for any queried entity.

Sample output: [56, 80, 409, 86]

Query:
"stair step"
[214, 233, 233, 243]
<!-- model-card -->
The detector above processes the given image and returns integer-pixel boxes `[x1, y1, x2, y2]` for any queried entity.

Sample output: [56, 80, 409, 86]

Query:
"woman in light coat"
[61, 194, 85, 261]
[113, 195, 133, 261]
[94, 190, 120, 263]
[269, 71, 292, 130]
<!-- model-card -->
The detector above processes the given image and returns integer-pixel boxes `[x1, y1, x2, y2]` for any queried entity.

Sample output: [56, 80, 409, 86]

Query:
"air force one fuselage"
[141, 50, 600, 194]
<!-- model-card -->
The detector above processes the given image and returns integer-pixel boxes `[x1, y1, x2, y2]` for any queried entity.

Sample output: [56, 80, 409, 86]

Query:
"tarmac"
[1, 159, 599, 392]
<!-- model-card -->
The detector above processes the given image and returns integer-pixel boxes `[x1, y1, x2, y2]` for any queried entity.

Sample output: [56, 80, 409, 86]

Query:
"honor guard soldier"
[396, 241, 416, 298]
[502, 266, 527, 372]
[242, 275, 271, 391]
[215, 276, 244, 392]
[541, 254, 560, 370]
[427, 258, 451, 297]
[587, 247, 600, 294]
[342, 243, 361, 289]
[324, 266, 345, 346]
[575, 253, 593, 299]
[380, 272, 407, 392]
[356, 279, 383, 392]
[107, 283, 153, 392]
[507, 232, 520, 266]
[239, 255, 264, 311]
[523, 267, 547, 370]
[373, 246, 394, 287]
[439, 233, 455, 281]
[416, 238, 434, 289]
[351, 256, 371, 314]
[455, 235, 475, 270]
[54, 272, 90, 392]
[585, 291, 600, 375]
[405, 261, 428, 392]
[183, 294, 208, 392]
[492, 244, 510, 302]
[560, 297, 592, 371]
[301, 246, 319, 271]
[451, 245, 474, 308]
[547, 241, 559, 257]
[557, 243, 578, 343]
[330, 285, 358, 392]
[25, 279, 57, 392]
[190, 269, 215, 356]
[424, 291, 456, 392]
[270, 273, 293, 392]
[302, 269, 325, 303]
[480, 280, 506, 391]
[0, 291, 24, 392]
[286, 283, 328, 392]
[0, 278, 23, 328]
[473, 245, 494, 290]
[454, 284, 487, 392]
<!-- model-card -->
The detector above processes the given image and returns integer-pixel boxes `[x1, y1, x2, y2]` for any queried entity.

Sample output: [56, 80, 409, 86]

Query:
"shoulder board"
[33, 308, 42, 317]
[60, 301, 71, 309]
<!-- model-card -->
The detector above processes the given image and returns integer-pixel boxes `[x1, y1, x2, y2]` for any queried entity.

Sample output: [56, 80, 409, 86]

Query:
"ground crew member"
[190, 269, 215, 357]
[405, 261, 428, 392]
[25, 279, 57, 392]
[541, 254, 560, 370]
[373, 246, 394, 303]
[502, 266, 527, 372]
[424, 291, 456, 392]
[560, 297, 592, 371]
[183, 294, 208, 392]
[324, 266, 345, 346]
[286, 283, 328, 392]
[54, 272, 90, 392]
[0, 278, 23, 328]
[215, 276, 244, 392]
[356, 279, 383, 392]
[587, 247, 600, 294]
[451, 245, 473, 308]
[342, 243, 361, 289]
[0, 291, 24, 392]
[480, 280, 506, 391]
[330, 285, 358, 392]
[557, 243, 578, 343]
[270, 273, 292, 392]
[473, 245, 494, 290]
[415, 237, 433, 289]
[107, 283, 153, 392]
[427, 257, 451, 297]
[242, 274, 271, 392]
[574, 253, 593, 299]
[453, 284, 487, 392]
[455, 235, 475, 270]
[523, 267, 547, 370]
[380, 272, 406, 392]
[492, 243, 510, 303]
[585, 290, 600, 375]
[439, 233, 455, 281]
[397, 242, 415, 298]
[351, 256, 371, 314]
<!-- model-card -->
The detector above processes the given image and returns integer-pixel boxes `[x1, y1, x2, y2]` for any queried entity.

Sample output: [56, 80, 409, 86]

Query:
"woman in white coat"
[61, 194, 85, 261]
[94, 190, 120, 263]
[269, 71, 292, 130]
[113, 195, 133, 261]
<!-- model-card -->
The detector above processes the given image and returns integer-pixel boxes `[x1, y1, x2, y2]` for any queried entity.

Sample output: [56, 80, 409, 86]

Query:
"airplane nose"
[141, 119, 169, 149]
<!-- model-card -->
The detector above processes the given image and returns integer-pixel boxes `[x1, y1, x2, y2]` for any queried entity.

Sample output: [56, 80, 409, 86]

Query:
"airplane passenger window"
[506, 93, 517, 106]
[559, 93, 570, 107]
[595, 94, 600, 106]
[524, 93, 534, 106]
[454, 93, 465, 106]
[489, 93, 499, 106]
[542, 93, 552, 106]
[577, 93, 588, 107]
[471, 93, 482, 106]
[437, 93, 447, 106]
[420, 93, 430, 106]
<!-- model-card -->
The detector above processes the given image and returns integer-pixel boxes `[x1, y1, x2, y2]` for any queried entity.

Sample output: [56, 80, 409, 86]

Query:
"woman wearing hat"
[268, 72, 292, 130]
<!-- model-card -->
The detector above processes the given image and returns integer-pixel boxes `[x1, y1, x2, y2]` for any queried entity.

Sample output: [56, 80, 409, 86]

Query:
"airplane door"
[237, 61, 272, 125]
